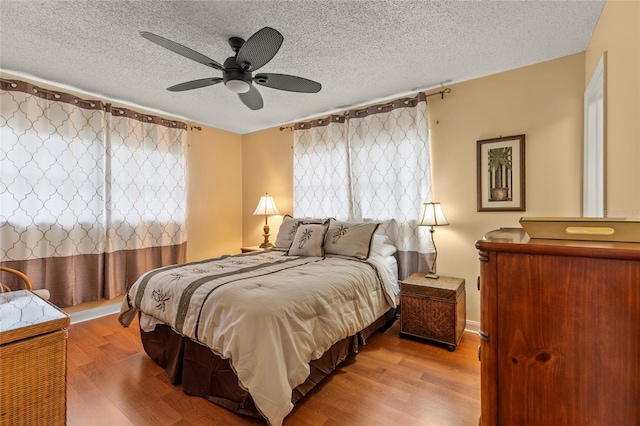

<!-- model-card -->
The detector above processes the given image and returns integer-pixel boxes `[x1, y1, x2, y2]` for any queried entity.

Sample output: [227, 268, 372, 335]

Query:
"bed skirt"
[139, 308, 397, 419]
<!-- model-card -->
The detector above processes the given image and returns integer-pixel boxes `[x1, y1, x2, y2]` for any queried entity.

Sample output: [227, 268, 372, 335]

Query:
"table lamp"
[253, 193, 280, 248]
[418, 202, 449, 279]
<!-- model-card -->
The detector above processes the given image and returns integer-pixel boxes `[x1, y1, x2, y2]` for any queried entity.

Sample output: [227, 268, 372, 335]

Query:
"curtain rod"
[279, 88, 451, 131]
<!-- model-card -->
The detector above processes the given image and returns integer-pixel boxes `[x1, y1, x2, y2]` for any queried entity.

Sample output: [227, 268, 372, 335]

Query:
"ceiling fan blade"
[141, 31, 225, 72]
[238, 85, 264, 110]
[167, 78, 223, 92]
[254, 73, 321, 93]
[236, 27, 283, 72]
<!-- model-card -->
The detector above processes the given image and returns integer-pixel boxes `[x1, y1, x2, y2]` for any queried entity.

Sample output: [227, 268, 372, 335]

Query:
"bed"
[119, 219, 399, 425]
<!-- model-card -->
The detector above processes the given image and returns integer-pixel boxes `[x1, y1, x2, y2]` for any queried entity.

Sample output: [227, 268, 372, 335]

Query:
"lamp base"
[425, 272, 440, 279]
[259, 223, 272, 249]
[259, 240, 273, 249]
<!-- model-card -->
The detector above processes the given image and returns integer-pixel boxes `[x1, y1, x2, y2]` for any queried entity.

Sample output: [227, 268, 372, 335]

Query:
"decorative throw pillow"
[324, 221, 380, 259]
[273, 215, 299, 250]
[287, 221, 330, 257]
[274, 216, 333, 250]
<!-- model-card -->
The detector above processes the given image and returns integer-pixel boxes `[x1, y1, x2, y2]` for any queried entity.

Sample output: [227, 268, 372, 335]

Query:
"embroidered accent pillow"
[323, 222, 380, 259]
[287, 221, 330, 257]
[273, 215, 299, 250]
[274, 216, 332, 251]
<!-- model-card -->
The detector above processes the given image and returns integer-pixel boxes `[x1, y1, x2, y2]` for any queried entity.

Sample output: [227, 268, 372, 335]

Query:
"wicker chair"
[0, 266, 50, 301]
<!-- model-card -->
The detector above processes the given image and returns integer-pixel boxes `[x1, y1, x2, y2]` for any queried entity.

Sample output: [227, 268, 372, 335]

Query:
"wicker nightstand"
[399, 273, 466, 351]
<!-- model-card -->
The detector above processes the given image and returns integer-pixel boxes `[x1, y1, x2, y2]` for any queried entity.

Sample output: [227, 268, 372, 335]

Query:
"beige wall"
[185, 126, 243, 261]
[241, 126, 293, 247]
[241, 54, 586, 323]
[585, 0, 640, 218]
[429, 54, 585, 323]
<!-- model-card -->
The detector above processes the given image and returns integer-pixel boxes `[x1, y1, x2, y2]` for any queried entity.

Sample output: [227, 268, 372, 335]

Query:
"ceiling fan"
[140, 27, 321, 110]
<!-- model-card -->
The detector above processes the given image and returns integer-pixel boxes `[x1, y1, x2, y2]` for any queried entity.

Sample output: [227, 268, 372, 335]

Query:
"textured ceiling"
[0, 1, 605, 135]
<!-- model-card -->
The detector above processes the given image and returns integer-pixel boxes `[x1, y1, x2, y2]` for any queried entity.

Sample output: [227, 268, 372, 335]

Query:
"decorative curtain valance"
[0, 78, 187, 307]
[105, 104, 188, 129]
[292, 92, 429, 131]
[0, 78, 105, 109]
[0, 79, 188, 129]
[293, 91, 439, 279]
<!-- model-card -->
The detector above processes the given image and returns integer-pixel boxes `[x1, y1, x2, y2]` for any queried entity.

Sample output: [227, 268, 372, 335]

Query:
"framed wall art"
[477, 134, 525, 212]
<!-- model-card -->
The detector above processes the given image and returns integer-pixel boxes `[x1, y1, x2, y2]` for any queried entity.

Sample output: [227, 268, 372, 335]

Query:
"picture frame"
[477, 134, 526, 212]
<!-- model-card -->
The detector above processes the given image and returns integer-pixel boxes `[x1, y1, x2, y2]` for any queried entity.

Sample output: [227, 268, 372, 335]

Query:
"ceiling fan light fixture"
[225, 79, 251, 93]
[141, 27, 322, 110]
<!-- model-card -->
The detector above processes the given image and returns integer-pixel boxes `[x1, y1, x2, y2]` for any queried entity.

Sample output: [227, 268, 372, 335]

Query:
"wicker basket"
[399, 274, 466, 351]
[0, 329, 68, 425]
[0, 289, 69, 426]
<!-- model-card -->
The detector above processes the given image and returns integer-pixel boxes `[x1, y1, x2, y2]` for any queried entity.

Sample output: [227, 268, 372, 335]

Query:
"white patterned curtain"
[0, 80, 186, 307]
[103, 106, 187, 297]
[0, 87, 107, 261]
[293, 116, 351, 220]
[106, 110, 186, 251]
[293, 94, 433, 278]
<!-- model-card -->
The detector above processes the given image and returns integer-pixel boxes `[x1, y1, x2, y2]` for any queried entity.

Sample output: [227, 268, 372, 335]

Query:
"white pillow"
[371, 234, 386, 253]
[376, 242, 397, 258]
[370, 234, 397, 257]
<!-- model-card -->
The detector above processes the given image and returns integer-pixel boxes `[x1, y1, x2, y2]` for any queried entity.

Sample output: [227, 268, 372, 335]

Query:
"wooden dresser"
[476, 228, 640, 426]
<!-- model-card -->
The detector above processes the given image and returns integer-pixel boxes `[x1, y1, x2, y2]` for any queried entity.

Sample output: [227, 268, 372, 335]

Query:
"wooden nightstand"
[399, 273, 466, 351]
[240, 246, 265, 253]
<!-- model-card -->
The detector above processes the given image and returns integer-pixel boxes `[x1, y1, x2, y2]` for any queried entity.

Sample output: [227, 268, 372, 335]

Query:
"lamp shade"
[253, 194, 280, 216]
[418, 202, 449, 227]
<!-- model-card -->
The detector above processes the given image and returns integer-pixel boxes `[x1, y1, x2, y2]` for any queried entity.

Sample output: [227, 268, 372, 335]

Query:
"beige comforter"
[119, 250, 397, 425]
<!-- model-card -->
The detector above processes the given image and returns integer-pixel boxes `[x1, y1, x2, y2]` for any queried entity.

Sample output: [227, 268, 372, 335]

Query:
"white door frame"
[583, 53, 606, 217]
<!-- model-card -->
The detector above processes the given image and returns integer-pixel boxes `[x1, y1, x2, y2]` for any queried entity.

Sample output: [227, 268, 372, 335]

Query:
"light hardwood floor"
[67, 314, 480, 425]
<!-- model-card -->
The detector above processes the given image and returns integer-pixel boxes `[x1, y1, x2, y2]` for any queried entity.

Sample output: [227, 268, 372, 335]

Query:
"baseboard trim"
[68, 303, 483, 336]
[69, 301, 121, 324]
[464, 320, 479, 334]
